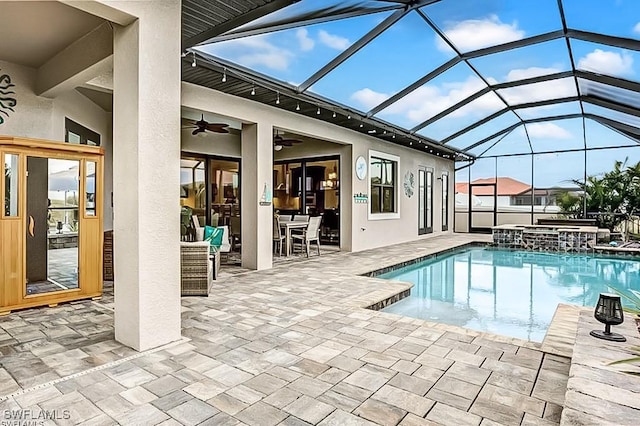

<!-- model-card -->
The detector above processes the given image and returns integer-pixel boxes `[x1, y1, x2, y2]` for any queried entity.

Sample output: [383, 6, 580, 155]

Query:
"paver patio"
[0, 234, 576, 425]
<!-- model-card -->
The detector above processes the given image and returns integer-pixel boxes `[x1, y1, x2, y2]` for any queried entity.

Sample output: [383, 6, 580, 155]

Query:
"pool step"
[541, 304, 584, 358]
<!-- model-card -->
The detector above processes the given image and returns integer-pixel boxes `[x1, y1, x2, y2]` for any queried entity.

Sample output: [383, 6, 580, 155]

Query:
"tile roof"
[455, 177, 531, 196]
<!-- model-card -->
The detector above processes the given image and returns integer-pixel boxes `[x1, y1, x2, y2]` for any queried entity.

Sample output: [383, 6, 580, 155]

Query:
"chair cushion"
[204, 226, 224, 250]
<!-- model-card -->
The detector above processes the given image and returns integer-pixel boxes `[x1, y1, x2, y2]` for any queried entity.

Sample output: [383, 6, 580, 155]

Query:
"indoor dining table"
[278, 220, 308, 256]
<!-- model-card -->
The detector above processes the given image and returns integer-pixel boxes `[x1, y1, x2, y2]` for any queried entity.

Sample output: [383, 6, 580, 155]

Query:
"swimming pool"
[378, 247, 640, 342]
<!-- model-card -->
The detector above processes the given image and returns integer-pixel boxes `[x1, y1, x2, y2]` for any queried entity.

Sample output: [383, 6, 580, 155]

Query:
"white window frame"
[368, 150, 400, 220]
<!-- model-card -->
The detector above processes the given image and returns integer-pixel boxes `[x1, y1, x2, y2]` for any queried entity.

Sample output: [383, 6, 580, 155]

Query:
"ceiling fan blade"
[205, 124, 229, 133]
[280, 139, 302, 144]
[192, 128, 206, 136]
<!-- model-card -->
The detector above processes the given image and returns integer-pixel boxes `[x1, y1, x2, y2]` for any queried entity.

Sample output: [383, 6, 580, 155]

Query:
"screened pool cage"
[181, 0, 640, 232]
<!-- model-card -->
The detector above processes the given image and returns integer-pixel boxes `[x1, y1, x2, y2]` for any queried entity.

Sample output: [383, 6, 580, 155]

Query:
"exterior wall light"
[590, 293, 626, 342]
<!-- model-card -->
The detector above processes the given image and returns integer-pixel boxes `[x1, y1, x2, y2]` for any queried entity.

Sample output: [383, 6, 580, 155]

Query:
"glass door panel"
[4, 153, 19, 217]
[26, 157, 80, 295]
[418, 168, 433, 234]
[442, 173, 449, 231]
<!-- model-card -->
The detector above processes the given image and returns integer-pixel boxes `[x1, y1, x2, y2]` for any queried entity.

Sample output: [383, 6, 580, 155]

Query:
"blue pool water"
[379, 247, 640, 342]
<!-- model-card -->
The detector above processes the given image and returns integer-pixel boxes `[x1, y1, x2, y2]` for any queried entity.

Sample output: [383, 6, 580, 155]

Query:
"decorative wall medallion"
[0, 71, 17, 125]
[403, 170, 415, 198]
[355, 155, 367, 180]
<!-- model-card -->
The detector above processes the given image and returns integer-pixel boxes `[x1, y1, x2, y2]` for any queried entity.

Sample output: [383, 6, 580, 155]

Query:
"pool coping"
[361, 241, 488, 278]
[359, 240, 640, 351]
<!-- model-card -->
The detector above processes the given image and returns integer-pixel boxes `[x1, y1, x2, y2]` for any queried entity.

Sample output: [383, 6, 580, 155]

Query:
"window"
[442, 172, 449, 231]
[3, 153, 19, 217]
[65, 118, 101, 146]
[85, 161, 96, 217]
[370, 153, 398, 215]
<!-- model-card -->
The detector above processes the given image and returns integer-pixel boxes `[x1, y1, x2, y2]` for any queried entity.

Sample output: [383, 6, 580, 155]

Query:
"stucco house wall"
[181, 82, 455, 254]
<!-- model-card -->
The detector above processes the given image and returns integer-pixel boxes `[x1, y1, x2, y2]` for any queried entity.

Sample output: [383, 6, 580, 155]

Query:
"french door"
[1, 137, 103, 314]
[418, 167, 433, 235]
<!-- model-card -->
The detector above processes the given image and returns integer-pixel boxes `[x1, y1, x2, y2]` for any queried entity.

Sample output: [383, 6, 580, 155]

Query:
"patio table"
[279, 220, 308, 256]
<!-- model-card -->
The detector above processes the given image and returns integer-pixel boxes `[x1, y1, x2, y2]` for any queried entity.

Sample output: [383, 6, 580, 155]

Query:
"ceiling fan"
[274, 131, 302, 151]
[182, 114, 229, 135]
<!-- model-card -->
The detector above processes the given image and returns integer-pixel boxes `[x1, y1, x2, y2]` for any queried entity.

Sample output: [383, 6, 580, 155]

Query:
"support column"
[111, 3, 181, 350]
[241, 123, 273, 270]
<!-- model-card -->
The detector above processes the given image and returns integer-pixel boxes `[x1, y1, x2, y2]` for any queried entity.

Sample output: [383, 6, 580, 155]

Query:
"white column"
[111, 3, 182, 350]
[241, 123, 273, 270]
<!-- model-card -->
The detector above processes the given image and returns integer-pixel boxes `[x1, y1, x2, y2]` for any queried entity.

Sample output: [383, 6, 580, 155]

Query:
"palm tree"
[556, 158, 640, 231]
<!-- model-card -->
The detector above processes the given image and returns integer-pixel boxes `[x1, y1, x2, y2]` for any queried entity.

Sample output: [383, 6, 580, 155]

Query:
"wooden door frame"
[1, 136, 104, 314]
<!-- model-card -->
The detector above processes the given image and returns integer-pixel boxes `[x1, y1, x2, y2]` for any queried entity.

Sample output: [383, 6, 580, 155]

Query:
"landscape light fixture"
[590, 293, 626, 341]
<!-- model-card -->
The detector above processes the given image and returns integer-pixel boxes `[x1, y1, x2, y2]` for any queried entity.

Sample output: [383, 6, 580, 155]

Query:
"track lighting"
[191, 52, 196, 68]
[251, 85, 256, 96]
[296, 102, 300, 111]
[221, 68, 227, 83]
[276, 92, 280, 104]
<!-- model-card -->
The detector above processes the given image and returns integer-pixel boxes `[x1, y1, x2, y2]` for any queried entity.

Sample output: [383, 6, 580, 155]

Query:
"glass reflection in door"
[25, 157, 80, 295]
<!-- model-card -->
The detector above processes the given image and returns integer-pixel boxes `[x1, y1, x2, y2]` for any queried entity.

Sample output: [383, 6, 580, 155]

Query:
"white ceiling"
[0, 1, 105, 68]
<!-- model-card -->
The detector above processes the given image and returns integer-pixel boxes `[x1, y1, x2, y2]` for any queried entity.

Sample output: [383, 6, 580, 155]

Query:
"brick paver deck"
[0, 234, 572, 425]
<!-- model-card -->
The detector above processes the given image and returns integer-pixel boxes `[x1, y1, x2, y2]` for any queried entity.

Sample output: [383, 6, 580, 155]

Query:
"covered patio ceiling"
[180, 0, 640, 161]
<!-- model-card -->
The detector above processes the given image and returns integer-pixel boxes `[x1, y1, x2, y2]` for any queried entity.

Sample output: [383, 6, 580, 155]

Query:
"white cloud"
[505, 67, 562, 82]
[351, 88, 389, 110]
[526, 122, 572, 139]
[354, 76, 502, 125]
[499, 76, 576, 105]
[578, 49, 634, 76]
[296, 28, 314, 51]
[318, 30, 350, 50]
[228, 36, 293, 71]
[634, 22, 640, 34]
[436, 15, 525, 52]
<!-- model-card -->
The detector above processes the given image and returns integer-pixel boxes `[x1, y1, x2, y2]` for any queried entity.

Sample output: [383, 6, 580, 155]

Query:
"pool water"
[379, 247, 640, 342]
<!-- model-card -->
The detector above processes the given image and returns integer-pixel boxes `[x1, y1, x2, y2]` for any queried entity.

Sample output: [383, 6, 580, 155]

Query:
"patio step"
[541, 304, 583, 358]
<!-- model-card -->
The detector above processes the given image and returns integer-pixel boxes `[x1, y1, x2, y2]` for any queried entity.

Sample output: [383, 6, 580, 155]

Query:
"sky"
[197, 0, 640, 187]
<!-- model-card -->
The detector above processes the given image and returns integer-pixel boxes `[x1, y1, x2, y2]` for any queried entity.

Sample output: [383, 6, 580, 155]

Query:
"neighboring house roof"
[455, 177, 531, 196]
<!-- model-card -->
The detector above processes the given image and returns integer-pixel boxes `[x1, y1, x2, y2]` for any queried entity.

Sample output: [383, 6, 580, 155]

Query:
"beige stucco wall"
[181, 82, 455, 253]
[0, 58, 113, 229]
[181, 129, 241, 158]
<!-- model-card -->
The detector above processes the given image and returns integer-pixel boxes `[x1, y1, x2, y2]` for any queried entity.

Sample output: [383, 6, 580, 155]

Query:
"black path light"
[590, 293, 626, 342]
